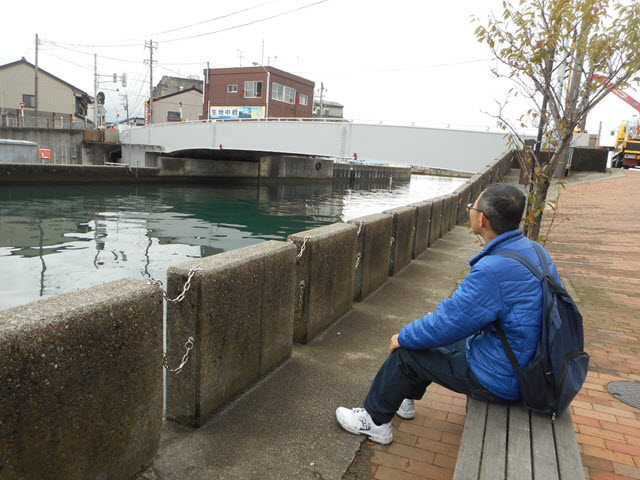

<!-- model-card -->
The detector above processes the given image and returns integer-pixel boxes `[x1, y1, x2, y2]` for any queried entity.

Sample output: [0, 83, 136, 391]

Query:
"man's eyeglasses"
[466, 203, 483, 214]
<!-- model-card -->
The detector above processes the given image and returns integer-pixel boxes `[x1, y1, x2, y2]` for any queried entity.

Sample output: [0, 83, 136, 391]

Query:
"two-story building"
[0, 58, 93, 128]
[151, 86, 203, 124]
[202, 66, 314, 120]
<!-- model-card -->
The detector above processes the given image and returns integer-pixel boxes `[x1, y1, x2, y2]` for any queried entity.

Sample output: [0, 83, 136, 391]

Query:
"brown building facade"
[202, 66, 314, 119]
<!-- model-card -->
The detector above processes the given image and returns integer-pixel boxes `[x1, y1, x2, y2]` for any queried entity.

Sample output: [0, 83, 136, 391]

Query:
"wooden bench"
[453, 399, 584, 480]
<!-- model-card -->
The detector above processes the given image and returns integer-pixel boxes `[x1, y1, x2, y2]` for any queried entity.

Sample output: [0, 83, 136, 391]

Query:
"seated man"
[335, 183, 562, 445]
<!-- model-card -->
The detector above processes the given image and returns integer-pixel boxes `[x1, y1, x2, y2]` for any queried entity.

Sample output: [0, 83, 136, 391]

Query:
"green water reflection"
[0, 176, 465, 311]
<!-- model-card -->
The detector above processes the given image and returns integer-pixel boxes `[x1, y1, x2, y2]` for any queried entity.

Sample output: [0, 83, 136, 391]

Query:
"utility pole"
[35, 34, 39, 120]
[120, 93, 130, 124]
[145, 40, 158, 124]
[318, 82, 325, 117]
[94, 54, 98, 128]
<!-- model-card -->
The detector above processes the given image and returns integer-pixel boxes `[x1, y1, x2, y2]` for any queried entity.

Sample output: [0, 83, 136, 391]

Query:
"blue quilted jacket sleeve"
[398, 262, 502, 350]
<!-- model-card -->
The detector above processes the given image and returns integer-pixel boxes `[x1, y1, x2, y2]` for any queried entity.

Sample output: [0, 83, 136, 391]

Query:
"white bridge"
[121, 119, 510, 173]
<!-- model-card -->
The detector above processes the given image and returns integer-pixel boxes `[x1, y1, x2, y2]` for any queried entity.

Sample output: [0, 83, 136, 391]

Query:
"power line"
[160, 0, 328, 44]
[38, 0, 287, 49]
[150, 0, 281, 36]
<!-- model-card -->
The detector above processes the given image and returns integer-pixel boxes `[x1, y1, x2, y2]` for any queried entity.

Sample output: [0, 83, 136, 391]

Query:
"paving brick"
[589, 469, 636, 480]
[441, 431, 462, 446]
[374, 465, 420, 480]
[387, 443, 436, 464]
[583, 445, 636, 466]
[398, 422, 443, 441]
[578, 425, 628, 442]
[582, 455, 614, 472]
[415, 436, 460, 457]
[577, 433, 607, 448]
[573, 407, 618, 423]
[594, 404, 639, 420]
[433, 453, 457, 470]
[404, 458, 453, 480]
[605, 440, 640, 457]
[612, 462, 640, 479]
[371, 450, 410, 470]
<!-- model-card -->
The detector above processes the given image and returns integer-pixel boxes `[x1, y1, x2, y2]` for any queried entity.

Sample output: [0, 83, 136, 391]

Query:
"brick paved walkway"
[352, 170, 640, 480]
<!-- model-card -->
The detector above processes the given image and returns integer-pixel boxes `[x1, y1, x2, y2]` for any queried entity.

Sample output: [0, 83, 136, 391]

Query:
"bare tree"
[474, 0, 640, 239]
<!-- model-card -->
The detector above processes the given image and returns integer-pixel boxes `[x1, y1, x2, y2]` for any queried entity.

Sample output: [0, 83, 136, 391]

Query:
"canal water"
[0, 175, 465, 311]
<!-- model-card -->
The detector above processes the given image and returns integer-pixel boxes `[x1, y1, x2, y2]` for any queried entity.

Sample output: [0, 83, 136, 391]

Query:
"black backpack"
[494, 242, 590, 420]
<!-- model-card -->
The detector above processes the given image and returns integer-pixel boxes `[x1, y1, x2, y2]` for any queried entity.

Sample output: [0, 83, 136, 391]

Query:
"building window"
[244, 81, 263, 98]
[272, 83, 284, 101]
[228, 84, 238, 93]
[271, 83, 296, 104]
[167, 111, 181, 122]
[285, 87, 296, 104]
[299, 94, 308, 106]
[22, 94, 35, 108]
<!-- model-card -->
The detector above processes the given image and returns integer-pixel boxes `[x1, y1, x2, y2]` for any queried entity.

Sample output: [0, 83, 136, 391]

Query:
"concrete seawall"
[0, 158, 411, 184]
[0, 151, 512, 477]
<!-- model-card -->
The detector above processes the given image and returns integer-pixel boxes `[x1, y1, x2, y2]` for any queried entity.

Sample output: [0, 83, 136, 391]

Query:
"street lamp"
[252, 62, 270, 119]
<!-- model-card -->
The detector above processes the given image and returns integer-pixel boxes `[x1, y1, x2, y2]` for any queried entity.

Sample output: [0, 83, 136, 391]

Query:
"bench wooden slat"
[531, 411, 560, 480]
[554, 410, 584, 480]
[453, 400, 488, 480]
[480, 403, 508, 480]
[507, 404, 532, 480]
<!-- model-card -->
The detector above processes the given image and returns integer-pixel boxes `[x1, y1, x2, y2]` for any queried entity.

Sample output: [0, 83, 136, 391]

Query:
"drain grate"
[607, 381, 640, 409]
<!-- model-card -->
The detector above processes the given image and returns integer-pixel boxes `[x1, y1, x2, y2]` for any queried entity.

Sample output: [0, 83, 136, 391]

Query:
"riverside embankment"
[0, 155, 511, 479]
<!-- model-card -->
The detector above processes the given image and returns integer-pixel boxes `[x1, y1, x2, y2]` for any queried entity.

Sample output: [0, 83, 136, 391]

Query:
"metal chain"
[355, 253, 362, 270]
[356, 221, 364, 237]
[298, 280, 306, 311]
[412, 226, 416, 237]
[390, 237, 395, 246]
[297, 235, 311, 260]
[148, 265, 202, 303]
[163, 337, 194, 374]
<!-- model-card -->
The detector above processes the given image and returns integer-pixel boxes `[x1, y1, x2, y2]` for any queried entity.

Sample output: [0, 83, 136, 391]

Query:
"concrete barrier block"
[455, 181, 472, 225]
[384, 205, 416, 276]
[428, 196, 445, 246]
[0, 279, 163, 480]
[469, 174, 483, 205]
[410, 201, 432, 258]
[439, 194, 454, 237]
[165, 241, 296, 427]
[289, 223, 357, 343]
[348, 213, 393, 301]
[480, 166, 492, 191]
[448, 192, 460, 231]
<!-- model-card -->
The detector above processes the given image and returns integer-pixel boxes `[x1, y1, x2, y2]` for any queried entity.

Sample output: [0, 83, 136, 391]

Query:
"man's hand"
[389, 334, 401, 355]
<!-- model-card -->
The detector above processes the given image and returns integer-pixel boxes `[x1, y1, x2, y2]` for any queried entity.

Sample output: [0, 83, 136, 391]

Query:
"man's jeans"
[363, 339, 508, 425]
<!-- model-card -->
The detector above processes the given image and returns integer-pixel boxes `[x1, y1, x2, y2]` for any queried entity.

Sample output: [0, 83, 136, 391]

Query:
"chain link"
[355, 253, 362, 270]
[412, 226, 416, 237]
[163, 337, 194, 374]
[390, 237, 395, 246]
[298, 280, 306, 311]
[148, 265, 202, 303]
[356, 221, 364, 237]
[296, 235, 311, 260]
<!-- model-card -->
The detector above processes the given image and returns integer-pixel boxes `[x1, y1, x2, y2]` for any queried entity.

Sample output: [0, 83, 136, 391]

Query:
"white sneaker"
[396, 399, 415, 419]
[335, 407, 393, 445]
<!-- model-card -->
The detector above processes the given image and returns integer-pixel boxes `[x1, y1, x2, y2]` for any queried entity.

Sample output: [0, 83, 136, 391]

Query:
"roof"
[0, 58, 93, 102]
[155, 86, 203, 101]
[314, 100, 344, 108]
[206, 66, 315, 88]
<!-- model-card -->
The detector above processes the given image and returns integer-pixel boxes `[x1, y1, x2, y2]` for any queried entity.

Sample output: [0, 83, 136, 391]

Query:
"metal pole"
[35, 34, 39, 121]
[252, 62, 269, 119]
[94, 54, 98, 128]
[149, 40, 154, 124]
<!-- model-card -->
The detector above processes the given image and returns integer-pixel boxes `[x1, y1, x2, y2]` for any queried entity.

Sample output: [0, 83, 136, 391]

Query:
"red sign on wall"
[144, 102, 150, 126]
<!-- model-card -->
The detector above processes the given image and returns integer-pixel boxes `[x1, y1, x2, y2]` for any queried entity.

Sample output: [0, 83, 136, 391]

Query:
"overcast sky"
[1, 0, 637, 145]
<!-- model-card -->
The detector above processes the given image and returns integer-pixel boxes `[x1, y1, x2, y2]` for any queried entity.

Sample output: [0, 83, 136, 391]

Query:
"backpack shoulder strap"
[491, 246, 546, 372]
[493, 249, 545, 281]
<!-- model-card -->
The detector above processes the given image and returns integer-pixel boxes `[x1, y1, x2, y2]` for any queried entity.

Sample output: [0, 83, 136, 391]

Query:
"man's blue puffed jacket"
[398, 229, 561, 400]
